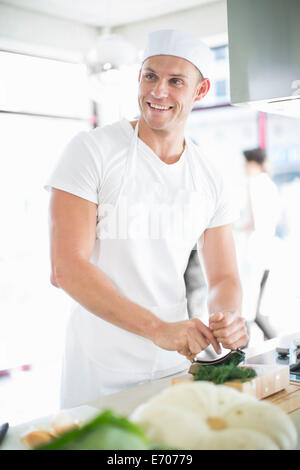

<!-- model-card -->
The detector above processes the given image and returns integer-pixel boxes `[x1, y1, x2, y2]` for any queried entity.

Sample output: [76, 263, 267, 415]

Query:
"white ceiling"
[0, 0, 221, 27]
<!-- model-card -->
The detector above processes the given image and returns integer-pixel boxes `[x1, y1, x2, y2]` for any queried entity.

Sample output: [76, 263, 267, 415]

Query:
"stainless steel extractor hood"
[227, 0, 300, 118]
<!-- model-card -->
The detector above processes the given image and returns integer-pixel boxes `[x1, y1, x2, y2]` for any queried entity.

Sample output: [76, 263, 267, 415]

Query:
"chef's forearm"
[207, 276, 242, 316]
[54, 258, 162, 341]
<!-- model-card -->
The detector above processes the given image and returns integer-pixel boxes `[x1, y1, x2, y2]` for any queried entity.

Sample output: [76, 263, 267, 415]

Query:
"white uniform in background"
[235, 172, 280, 324]
[45, 119, 238, 408]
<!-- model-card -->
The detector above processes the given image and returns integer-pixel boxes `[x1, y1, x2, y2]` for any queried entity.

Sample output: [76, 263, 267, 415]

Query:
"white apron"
[60, 122, 213, 408]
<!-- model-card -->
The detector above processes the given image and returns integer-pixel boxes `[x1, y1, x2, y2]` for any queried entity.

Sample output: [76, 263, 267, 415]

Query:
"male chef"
[46, 30, 248, 408]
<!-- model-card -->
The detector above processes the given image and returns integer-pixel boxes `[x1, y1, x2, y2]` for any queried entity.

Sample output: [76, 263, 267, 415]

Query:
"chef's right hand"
[152, 318, 221, 360]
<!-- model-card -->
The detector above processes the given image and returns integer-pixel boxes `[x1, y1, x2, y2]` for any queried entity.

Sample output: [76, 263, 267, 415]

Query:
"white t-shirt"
[46, 119, 237, 218]
[45, 118, 238, 308]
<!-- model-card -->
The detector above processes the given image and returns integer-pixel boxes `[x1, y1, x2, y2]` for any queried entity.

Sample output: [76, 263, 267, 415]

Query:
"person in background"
[45, 29, 248, 408]
[234, 147, 280, 343]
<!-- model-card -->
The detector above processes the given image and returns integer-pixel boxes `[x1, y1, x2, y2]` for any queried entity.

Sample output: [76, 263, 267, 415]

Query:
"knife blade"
[188, 349, 245, 375]
[191, 348, 245, 366]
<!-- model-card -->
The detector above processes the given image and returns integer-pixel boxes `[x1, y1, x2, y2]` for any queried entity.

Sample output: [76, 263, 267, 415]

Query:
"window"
[0, 51, 90, 118]
[214, 45, 227, 61]
[194, 44, 230, 108]
[215, 79, 227, 98]
[187, 106, 300, 340]
[0, 51, 93, 423]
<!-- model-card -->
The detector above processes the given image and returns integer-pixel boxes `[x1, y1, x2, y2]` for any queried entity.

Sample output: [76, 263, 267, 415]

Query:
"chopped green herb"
[193, 363, 257, 384]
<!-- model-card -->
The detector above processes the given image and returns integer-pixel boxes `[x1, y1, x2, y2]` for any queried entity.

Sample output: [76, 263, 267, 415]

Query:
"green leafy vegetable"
[191, 349, 255, 385]
[193, 363, 257, 384]
[36, 409, 150, 450]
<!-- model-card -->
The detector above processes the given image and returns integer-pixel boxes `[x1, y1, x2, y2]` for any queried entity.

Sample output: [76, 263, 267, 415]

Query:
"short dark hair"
[243, 148, 266, 165]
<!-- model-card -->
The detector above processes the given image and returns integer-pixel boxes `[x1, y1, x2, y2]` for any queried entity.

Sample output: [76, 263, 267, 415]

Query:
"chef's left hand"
[209, 311, 248, 350]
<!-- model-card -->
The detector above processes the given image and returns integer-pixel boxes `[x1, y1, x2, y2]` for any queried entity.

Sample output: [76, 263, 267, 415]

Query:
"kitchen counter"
[87, 331, 300, 414]
[2, 331, 300, 450]
[86, 330, 300, 449]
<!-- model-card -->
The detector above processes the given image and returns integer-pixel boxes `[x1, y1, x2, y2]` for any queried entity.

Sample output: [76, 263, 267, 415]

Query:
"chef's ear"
[194, 78, 210, 102]
[138, 68, 142, 82]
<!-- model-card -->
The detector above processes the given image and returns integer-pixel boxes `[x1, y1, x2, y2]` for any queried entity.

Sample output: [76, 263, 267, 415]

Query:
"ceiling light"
[85, 32, 138, 76]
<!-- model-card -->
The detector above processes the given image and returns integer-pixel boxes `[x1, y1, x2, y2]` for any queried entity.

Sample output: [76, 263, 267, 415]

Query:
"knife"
[192, 348, 245, 365]
[0, 422, 9, 445]
[188, 349, 245, 374]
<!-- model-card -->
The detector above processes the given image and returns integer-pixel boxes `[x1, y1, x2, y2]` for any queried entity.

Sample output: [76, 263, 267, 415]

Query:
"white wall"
[113, 0, 228, 49]
[0, 2, 99, 61]
[0, 1, 228, 61]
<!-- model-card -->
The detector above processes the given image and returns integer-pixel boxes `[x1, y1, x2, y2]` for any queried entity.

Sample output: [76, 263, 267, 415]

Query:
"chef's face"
[138, 55, 210, 132]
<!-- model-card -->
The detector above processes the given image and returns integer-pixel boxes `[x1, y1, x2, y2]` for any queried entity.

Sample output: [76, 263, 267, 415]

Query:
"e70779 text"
[151, 454, 192, 465]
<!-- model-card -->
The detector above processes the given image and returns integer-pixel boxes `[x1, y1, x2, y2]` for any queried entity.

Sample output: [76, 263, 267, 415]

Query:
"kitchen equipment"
[189, 348, 245, 371]
[227, 0, 300, 118]
[0, 423, 9, 445]
[251, 344, 300, 384]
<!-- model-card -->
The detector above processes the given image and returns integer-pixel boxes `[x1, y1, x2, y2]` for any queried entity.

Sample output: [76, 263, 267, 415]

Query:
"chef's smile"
[146, 102, 174, 112]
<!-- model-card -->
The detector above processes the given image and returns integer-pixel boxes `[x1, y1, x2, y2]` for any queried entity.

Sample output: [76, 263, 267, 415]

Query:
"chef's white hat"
[142, 29, 213, 78]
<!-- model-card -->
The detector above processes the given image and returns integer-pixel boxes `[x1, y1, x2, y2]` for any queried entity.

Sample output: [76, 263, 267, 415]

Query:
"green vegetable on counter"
[193, 363, 257, 384]
[192, 350, 256, 385]
[36, 409, 150, 450]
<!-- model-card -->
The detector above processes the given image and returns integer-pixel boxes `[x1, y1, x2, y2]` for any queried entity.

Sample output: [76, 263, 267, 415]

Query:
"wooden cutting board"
[264, 383, 300, 413]
[172, 364, 295, 404]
